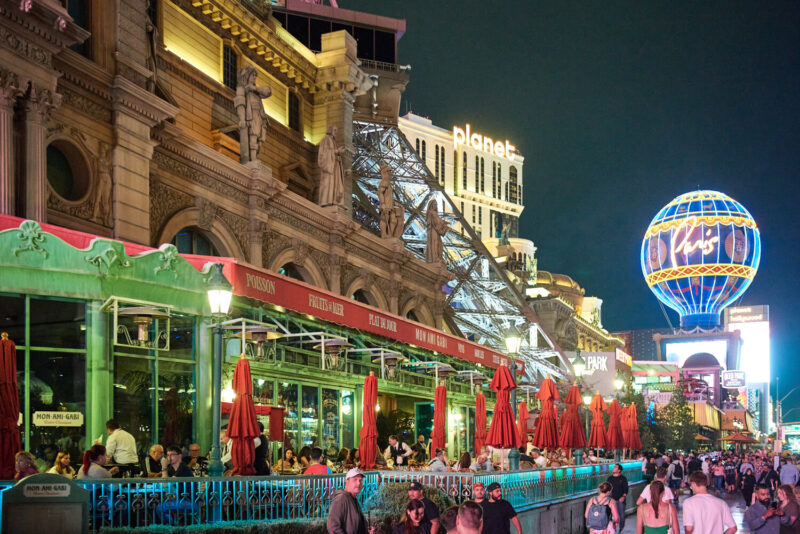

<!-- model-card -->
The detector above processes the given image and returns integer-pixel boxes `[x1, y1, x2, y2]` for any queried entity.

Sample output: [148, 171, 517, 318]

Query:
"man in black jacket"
[607, 464, 629, 531]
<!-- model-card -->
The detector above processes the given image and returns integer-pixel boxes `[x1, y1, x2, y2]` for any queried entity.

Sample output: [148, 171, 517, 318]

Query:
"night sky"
[344, 1, 800, 404]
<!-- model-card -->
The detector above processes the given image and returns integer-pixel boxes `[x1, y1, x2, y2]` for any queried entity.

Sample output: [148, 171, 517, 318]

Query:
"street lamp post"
[206, 263, 233, 478]
[505, 327, 522, 471]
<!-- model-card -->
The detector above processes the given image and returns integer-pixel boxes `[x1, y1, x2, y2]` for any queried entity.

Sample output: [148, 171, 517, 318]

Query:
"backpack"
[586, 497, 611, 530]
[672, 462, 683, 480]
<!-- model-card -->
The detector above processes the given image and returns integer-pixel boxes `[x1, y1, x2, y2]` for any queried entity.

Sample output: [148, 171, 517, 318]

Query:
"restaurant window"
[301, 385, 319, 448]
[4, 295, 87, 467]
[288, 91, 301, 132]
[170, 227, 219, 256]
[222, 45, 237, 90]
[113, 314, 197, 451]
[341, 390, 355, 449]
[278, 382, 299, 450]
[322, 388, 339, 453]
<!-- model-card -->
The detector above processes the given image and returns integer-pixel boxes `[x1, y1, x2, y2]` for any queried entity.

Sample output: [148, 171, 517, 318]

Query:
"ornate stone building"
[0, 0, 451, 325]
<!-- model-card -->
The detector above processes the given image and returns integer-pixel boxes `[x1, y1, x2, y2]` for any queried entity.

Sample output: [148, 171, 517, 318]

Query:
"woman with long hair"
[741, 467, 757, 506]
[457, 452, 472, 472]
[14, 451, 39, 480]
[585, 482, 619, 534]
[297, 446, 312, 470]
[392, 499, 429, 534]
[276, 447, 297, 473]
[47, 451, 76, 479]
[636, 481, 678, 534]
[77, 444, 119, 479]
[778, 484, 800, 534]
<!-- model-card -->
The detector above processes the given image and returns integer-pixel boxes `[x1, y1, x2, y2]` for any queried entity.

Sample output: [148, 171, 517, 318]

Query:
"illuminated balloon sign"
[641, 191, 761, 330]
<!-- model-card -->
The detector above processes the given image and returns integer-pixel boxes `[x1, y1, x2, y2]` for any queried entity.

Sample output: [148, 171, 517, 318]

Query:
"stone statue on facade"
[388, 204, 405, 239]
[378, 165, 393, 236]
[317, 125, 345, 207]
[235, 66, 272, 164]
[425, 200, 449, 263]
[92, 142, 113, 227]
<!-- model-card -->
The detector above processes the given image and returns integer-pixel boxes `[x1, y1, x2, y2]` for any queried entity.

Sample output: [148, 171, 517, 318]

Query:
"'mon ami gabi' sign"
[226, 262, 515, 370]
[33, 411, 84, 427]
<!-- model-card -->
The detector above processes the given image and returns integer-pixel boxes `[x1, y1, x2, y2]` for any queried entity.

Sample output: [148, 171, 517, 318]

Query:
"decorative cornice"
[171, 0, 318, 94]
[0, 0, 90, 56]
[111, 74, 178, 127]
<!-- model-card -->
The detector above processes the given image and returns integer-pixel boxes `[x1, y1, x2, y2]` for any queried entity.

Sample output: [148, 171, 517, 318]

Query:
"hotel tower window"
[222, 45, 237, 90]
[453, 151, 458, 192]
[480, 158, 485, 193]
[288, 91, 301, 132]
[492, 162, 496, 198]
[434, 145, 440, 182]
[416, 138, 420, 156]
[421, 140, 426, 162]
[474, 156, 479, 191]
[462, 152, 467, 189]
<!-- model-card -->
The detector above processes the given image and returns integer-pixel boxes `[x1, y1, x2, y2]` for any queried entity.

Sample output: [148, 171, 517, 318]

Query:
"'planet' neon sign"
[640, 190, 760, 330]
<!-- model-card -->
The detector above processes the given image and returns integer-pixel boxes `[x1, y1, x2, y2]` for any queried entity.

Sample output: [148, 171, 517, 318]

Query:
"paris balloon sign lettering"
[641, 190, 761, 330]
[453, 124, 517, 161]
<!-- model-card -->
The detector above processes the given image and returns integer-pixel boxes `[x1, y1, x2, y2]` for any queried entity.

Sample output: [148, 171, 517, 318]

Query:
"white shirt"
[383, 441, 412, 465]
[77, 463, 112, 479]
[534, 455, 547, 468]
[683, 493, 735, 534]
[106, 428, 138, 465]
[640, 482, 674, 503]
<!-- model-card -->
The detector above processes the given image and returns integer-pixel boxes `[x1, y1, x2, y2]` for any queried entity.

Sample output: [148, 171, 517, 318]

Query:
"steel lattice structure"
[351, 120, 571, 380]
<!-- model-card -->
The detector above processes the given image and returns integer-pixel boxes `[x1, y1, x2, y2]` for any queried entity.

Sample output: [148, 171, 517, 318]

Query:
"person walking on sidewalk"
[635, 481, 678, 534]
[683, 471, 737, 534]
[607, 463, 629, 532]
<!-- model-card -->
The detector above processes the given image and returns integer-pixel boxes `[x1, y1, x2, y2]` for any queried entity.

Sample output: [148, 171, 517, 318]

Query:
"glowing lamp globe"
[640, 190, 760, 330]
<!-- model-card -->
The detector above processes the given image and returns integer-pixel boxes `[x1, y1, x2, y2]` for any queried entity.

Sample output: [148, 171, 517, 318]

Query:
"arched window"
[439, 147, 445, 185]
[453, 150, 458, 192]
[434, 145, 440, 182]
[421, 140, 426, 162]
[170, 227, 220, 256]
[416, 138, 420, 155]
[278, 262, 305, 282]
[351, 289, 377, 306]
[406, 310, 419, 322]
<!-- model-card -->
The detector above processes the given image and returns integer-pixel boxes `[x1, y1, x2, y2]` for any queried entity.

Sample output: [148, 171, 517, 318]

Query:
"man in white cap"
[328, 468, 373, 534]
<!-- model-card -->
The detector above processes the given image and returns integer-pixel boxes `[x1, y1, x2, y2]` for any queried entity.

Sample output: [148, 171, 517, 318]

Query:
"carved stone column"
[22, 84, 61, 222]
[248, 215, 267, 268]
[329, 253, 344, 295]
[0, 70, 24, 215]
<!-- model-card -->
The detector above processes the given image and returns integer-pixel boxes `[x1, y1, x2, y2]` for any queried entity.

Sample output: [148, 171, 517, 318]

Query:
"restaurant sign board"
[33, 411, 84, 427]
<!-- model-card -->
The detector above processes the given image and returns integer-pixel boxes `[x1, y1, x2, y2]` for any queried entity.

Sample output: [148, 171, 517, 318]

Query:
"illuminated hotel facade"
[398, 112, 524, 240]
[0, 0, 570, 466]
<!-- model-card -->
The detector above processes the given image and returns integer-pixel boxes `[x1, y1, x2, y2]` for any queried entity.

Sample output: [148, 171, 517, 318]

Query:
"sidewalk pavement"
[621, 490, 748, 533]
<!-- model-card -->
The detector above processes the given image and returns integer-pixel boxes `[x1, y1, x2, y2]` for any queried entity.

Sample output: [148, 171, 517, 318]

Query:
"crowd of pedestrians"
[581, 449, 800, 534]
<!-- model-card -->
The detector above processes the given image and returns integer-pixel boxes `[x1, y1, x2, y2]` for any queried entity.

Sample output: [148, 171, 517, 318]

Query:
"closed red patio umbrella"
[486, 364, 521, 450]
[358, 372, 378, 470]
[431, 382, 447, 451]
[587, 392, 607, 450]
[228, 354, 260, 476]
[606, 399, 625, 450]
[559, 384, 586, 450]
[475, 392, 487, 455]
[532, 375, 559, 450]
[518, 401, 529, 445]
[0, 333, 20, 479]
[625, 404, 642, 450]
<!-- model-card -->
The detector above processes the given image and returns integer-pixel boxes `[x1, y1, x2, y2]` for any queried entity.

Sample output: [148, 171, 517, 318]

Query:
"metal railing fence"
[0, 461, 641, 531]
